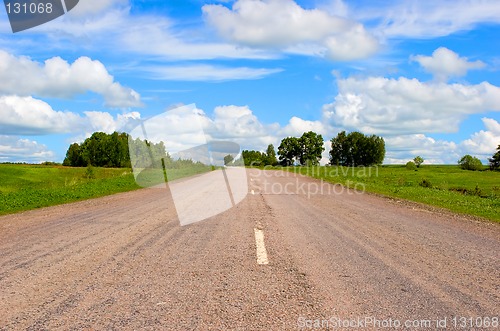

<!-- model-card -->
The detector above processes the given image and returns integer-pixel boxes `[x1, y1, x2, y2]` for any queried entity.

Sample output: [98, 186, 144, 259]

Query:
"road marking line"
[254, 228, 269, 265]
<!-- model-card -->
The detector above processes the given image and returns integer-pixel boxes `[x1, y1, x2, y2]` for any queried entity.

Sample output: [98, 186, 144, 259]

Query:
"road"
[0, 169, 498, 330]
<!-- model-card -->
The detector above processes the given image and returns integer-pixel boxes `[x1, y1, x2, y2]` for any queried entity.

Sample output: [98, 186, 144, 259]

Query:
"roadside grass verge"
[0, 165, 141, 216]
[289, 165, 500, 222]
[135, 164, 214, 187]
[0, 163, 213, 216]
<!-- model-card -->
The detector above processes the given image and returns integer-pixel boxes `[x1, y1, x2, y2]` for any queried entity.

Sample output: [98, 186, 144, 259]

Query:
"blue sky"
[0, 0, 499, 164]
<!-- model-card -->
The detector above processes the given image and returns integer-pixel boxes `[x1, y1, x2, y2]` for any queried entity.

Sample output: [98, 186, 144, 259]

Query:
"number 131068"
[6, 2, 53, 14]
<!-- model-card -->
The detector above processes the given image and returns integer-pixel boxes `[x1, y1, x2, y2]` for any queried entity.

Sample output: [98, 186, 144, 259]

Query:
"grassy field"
[290, 165, 500, 222]
[0, 163, 212, 216]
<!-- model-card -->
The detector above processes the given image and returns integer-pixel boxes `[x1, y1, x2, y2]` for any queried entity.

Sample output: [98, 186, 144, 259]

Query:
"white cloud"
[460, 117, 500, 156]
[384, 134, 459, 164]
[22, 6, 276, 62]
[120, 17, 277, 61]
[212, 105, 268, 137]
[144, 64, 282, 81]
[202, 0, 379, 60]
[0, 51, 142, 108]
[323, 76, 500, 135]
[361, 0, 500, 39]
[411, 47, 485, 82]
[0, 96, 82, 135]
[0, 136, 55, 163]
[382, 118, 500, 165]
[68, 0, 128, 17]
[0, 95, 141, 136]
[279, 116, 327, 137]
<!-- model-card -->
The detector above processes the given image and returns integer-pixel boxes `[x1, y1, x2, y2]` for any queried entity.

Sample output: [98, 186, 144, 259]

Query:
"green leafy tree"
[63, 143, 85, 167]
[63, 132, 165, 168]
[265, 144, 278, 166]
[80, 132, 109, 167]
[458, 155, 483, 171]
[329, 131, 348, 166]
[278, 137, 300, 166]
[413, 156, 424, 168]
[242, 150, 265, 166]
[298, 131, 324, 166]
[329, 131, 385, 166]
[489, 145, 500, 171]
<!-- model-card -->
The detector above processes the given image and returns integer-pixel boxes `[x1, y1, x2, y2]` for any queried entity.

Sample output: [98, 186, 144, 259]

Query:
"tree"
[63, 143, 85, 167]
[329, 131, 385, 166]
[459, 155, 483, 171]
[413, 156, 424, 168]
[264, 144, 278, 166]
[242, 150, 265, 166]
[298, 131, 324, 166]
[63, 132, 163, 168]
[278, 137, 300, 166]
[277, 132, 325, 166]
[329, 131, 348, 166]
[489, 145, 500, 171]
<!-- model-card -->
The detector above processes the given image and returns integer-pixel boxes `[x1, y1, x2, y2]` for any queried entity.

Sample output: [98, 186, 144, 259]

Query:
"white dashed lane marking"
[254, 228, 269, 265]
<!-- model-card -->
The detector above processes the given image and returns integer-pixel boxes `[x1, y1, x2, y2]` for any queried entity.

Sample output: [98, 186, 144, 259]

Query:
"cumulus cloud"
[382, 118, 500, 165]
[127, 104, 328, 159]
[279, 117, 327, 137]
[0, 96, 82, 135]
[460, 117, 500, 156]
[0, 136, 55, 163]
[0, 51, 142, 108]
[202, 0, 379, 60]
[384, 134, 460, 164]
[411, 47, 485, 82]
[323, 76, 500, 135]
[0, 95, 141, 136]
[212, 105, 269, 138]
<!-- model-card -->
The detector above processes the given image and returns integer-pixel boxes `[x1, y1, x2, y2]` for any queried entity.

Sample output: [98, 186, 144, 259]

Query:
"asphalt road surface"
[0, 169, 498, 330]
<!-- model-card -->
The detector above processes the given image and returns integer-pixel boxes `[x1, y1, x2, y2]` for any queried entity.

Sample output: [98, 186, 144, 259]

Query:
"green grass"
[0, 164, 141, 216]
[289, 165, 500, 222]
[134, 164, 214, 187]
[0, 163, 213, 216]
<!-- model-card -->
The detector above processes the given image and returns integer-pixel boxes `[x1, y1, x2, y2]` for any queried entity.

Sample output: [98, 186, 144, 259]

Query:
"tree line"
[64, 131, 498, 170]
[63, 132, 169, 168]
[242, 130, 386, 167]
[64, 132, 132, 167]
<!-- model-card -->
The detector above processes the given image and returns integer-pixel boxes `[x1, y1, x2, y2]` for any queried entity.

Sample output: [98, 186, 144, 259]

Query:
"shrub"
[419, 178, 433, 188]
[405, 161, 416, 170]
[85, 165, 96, 179]
[458, 155, 483, 171]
